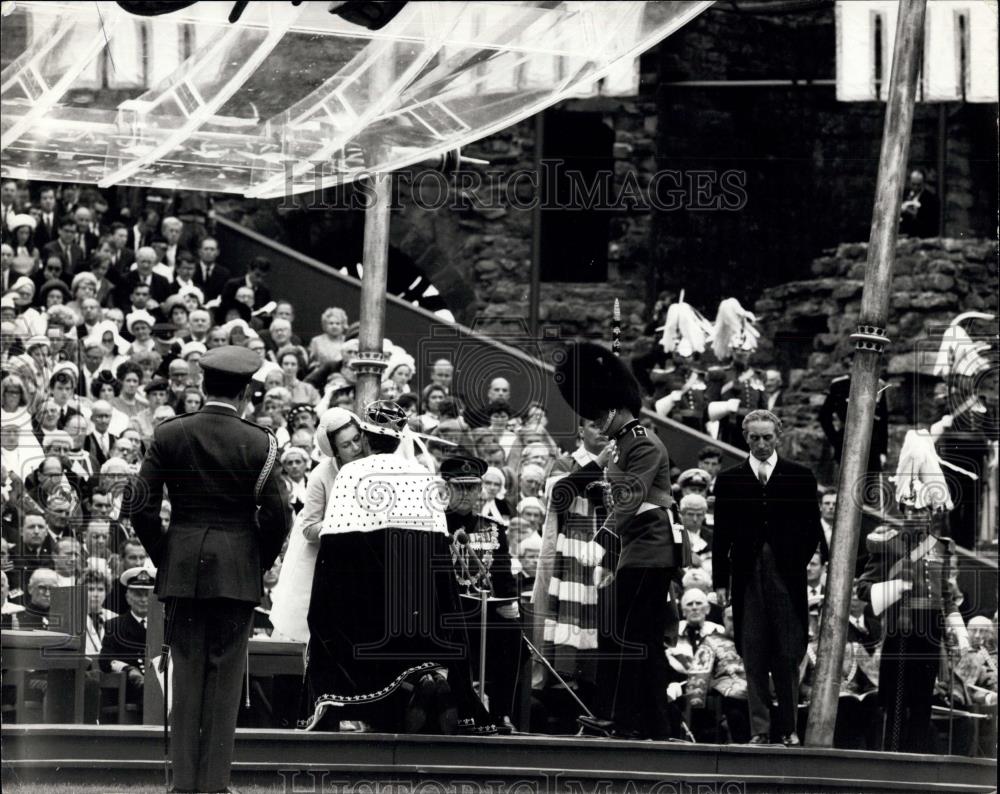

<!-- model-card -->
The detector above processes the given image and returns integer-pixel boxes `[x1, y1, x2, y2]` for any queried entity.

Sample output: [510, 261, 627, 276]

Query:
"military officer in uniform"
[558, 342, 688, 740]
[443, 454, 523, 731]
[123, 345, 289, 794]
[819, 365, 889, 473]
[99, 566, 155, 715]
[856, 430, 970, 753]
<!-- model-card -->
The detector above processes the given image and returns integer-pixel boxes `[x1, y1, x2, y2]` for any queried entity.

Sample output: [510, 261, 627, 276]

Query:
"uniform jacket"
[707, 366, 767, 449]
[123, 404, 290, 604]
[818, 375, 889, 469]
[605, 419, 678, 569]
[446, 510, 517, 599]
[856, 524, 958, 636]
[99, 611, 146, 672]
[712, 456, 823, 652]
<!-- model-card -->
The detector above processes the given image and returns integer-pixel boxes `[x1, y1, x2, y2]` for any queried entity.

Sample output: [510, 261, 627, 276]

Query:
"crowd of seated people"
[1, 179, 995, 754]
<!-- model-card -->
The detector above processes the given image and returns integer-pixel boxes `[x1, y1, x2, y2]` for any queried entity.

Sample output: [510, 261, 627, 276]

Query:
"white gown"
[269, 458, 338, 643]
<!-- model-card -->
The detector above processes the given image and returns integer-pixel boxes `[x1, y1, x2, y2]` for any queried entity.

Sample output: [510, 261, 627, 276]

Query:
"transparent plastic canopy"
[0, 0, 711, 198]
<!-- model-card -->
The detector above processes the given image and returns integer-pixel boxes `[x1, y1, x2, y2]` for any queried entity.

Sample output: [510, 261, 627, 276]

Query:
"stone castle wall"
[753, 237, 999, 484]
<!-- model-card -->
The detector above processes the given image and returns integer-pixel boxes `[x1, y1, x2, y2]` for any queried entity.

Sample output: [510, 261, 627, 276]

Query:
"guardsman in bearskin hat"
[856, 429, 970, 753]
[707, 298, 767, 451]
[556, 341, 688, 739]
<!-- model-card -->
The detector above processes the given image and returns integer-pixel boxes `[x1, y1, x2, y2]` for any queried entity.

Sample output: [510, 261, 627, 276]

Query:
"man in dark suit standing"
[712, 409, 822, 747]
[192, 237, 231, 302]
[34, 187, 61, 250]
[819, 366, 889, 474]
[123, 345, 289, 794]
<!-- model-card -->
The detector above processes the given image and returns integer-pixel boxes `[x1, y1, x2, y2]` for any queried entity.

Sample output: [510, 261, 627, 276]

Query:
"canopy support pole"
[804, 0, 927, 749]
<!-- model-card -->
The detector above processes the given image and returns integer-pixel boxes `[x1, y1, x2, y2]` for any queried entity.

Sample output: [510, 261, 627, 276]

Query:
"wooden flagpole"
[804, 0, 928, 747]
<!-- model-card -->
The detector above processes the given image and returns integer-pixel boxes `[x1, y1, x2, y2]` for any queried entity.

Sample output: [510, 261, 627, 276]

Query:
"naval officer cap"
[440, 454, 487, 482]
[199, 345, 262, 380]
[120, 567, 156, 589]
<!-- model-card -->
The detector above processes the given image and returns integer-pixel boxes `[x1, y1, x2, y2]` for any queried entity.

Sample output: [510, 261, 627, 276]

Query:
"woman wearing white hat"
[270, 407, 370, 644]
[9, 214, 39, 269]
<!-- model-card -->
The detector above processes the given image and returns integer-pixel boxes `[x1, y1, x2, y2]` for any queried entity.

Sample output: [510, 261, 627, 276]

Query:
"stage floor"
[1, 725, 996, 794]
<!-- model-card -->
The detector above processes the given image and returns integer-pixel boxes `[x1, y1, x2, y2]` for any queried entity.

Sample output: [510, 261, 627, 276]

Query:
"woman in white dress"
[269, 407, 369, 644]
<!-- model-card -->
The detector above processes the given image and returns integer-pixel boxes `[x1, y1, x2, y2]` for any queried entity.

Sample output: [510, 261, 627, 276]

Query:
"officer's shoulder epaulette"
[628, 425, 648, 438]
[155, 412, 187, 429]
[237, 415, 275, 438]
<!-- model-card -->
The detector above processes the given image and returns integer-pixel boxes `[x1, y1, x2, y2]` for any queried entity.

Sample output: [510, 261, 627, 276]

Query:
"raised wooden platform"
[2, 725, 996, 793]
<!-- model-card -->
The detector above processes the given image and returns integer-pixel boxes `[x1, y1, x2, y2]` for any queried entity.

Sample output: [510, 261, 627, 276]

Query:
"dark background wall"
[652, 2, 999, 308]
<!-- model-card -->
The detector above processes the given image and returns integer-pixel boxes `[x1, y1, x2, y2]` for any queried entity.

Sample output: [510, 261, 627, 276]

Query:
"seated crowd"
[0, 180, 995, 754]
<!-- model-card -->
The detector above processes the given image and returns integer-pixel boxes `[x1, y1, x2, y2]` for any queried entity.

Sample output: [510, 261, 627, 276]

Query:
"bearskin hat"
[554, 341, 642, 421]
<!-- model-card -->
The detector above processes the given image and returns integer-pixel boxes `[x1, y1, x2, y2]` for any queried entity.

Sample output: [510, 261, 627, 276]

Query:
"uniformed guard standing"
[123, 345, 289, 794]
[819, 363, 889, 474]
[856, 430, 970, 753]
[557, 342, 688, 740]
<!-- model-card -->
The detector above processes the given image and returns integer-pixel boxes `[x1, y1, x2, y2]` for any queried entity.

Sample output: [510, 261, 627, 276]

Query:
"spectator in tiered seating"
[100, 566, 154, 717]
[192, 237, 229, 301]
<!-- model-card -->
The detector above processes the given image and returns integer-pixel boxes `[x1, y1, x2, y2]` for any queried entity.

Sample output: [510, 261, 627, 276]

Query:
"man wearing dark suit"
[107, 223, 136, 278]
[126, 208, 159, 253]
[33, 187, 61, 250]
[192, 237, 231, 302]
[819, 370, 889, 474]
[117, 246, 171, 307]
[42, 217, 85, 276]
[83, 408, 117, 473]
[219, 256, 273, 310]
[99, 567, 153, 714]
[123, 345, 289, 794]
[713, 409, 822, 746]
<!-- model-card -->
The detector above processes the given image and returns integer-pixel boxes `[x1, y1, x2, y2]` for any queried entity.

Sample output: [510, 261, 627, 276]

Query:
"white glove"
[497, 601, 520, 620]
[666, 681, 684, 701]
[869, 579, 912, 616]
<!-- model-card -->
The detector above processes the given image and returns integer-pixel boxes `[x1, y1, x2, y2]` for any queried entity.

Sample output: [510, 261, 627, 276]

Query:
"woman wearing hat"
[8, 277, 45, 338]
[1, 374, 34, 431]
[271, 407, 370, 645]
[39, 278, 71, 308]
[9, 214, 39, 269]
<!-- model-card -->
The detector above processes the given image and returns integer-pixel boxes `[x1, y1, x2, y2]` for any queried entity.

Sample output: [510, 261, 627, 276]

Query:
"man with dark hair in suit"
[33, 187, 60, 250]
[42, 217, 84, 276]
[220, 256, 273, 310]
[107, 222, 135, 277]
[713, 409, 823, 747]
[123, 345, 289, 794]
[192, 237, 231, 302]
